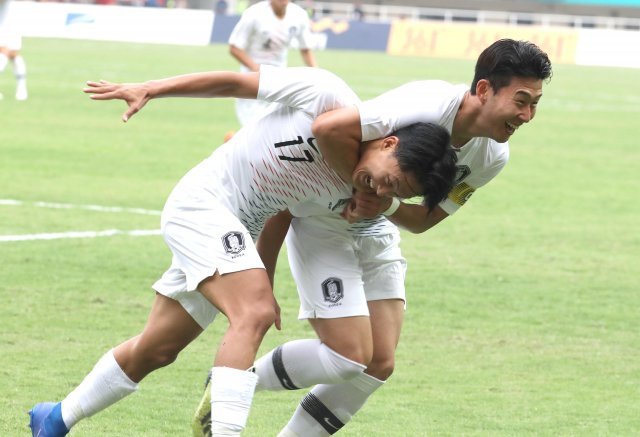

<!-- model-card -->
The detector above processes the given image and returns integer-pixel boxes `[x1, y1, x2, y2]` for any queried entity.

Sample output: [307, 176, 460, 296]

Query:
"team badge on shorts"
[222, 231, 246, 254]
[321, 277, 344, 303]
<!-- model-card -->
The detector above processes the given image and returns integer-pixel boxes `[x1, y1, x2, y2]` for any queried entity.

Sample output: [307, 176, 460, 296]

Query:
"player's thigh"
[286, 218, 369, 320]
[197, 268, 276, 322]
[368, 299, 404, 359]
[308, 315, 373, 363]
[154, 194, 266, 328]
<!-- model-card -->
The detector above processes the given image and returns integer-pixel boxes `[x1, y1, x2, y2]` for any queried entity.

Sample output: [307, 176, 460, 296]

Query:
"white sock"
[60, 350, 138, 429]
[12, 55, 27, 98]
[209, 366, 258, 436]
[279, 372, 385, 436]
[254, 339, 366, 392]
[12, 54, 26, 78]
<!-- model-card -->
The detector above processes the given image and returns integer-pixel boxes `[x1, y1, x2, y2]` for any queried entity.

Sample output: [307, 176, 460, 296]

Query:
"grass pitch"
[1, 38, 639, 436]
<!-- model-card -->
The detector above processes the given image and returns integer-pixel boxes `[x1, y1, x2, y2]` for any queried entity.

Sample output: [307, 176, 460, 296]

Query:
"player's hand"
[84, 80, 151, 122]
[341, 190, 391, 223]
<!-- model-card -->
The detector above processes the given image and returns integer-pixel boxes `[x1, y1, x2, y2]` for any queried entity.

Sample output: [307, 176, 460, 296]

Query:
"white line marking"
[0, 199, 162, 216]
[0, 229, 161, 242]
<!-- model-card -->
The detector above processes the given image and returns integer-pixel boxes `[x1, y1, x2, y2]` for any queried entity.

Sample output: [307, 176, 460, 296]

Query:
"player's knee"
[229, 301, 277, 338]
[249, 304, 278, 334]
[153, 351, 179, 368]
[336, 343, 373, 367]
[127, 343, 179, 374]
[365, 355, 395, 381]
[320, 343, 367, 382]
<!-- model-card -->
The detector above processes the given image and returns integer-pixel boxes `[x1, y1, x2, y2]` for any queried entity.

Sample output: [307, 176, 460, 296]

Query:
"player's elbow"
[402, 222, 431, 234]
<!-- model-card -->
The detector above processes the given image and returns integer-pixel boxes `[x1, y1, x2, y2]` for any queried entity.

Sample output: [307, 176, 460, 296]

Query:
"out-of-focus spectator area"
[9, 0, 640, 69]
[22, 0, 640, 30]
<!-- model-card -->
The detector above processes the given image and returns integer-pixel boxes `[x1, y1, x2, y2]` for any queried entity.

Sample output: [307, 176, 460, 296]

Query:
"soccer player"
[28, 66, 456, 437]
[0, 0, 28, 100]
[228, 0, 317, 126]
[190, 38, 553, 437]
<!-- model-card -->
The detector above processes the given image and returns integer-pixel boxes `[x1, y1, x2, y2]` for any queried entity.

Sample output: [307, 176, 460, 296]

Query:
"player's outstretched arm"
[83, 71, 260, 122]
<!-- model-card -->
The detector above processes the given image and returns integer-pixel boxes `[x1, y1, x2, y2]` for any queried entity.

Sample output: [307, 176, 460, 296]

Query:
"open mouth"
[365, 175, 376, 190]
[506, 121, 518, 135]
[358, 174, 376, 192]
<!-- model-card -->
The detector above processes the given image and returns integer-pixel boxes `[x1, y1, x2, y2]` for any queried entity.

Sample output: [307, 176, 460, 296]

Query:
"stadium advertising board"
[387, 21, 578, 65]
[311, 18, 390, 52]
[8, 1, 213, 46]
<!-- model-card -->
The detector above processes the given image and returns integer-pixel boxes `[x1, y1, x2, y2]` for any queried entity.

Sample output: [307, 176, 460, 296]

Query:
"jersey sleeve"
[439, 143, 509, 215]
[257, 65, 360, 117]
[228, 7, 255, 49]
[357, 81, 457, 141]
[294, 10, 314, 50]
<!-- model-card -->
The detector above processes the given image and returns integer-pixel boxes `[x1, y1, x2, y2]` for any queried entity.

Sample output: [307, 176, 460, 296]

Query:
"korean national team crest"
[321, 277, 344, 304]
[222, 231, 246, 255]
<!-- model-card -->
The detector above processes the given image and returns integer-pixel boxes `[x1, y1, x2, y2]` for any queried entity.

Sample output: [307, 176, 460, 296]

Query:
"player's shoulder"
[376, 80, 465, 103]
[403, 80, 466, 96]
[471, 137, 510, 166]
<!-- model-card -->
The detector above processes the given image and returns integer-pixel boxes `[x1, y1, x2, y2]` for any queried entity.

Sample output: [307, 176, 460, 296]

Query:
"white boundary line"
[0, 199, 162, 216]
[1, 199, 162, 243]
[0, 229, 162, 242]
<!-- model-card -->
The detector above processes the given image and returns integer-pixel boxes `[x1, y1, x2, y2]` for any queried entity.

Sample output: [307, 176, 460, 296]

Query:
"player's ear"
[476, 79, 491, 102]
[382, 136, 399, 151]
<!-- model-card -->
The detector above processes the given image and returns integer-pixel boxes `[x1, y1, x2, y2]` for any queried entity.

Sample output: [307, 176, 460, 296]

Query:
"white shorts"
[286, 217, 407, 320]
[0, 29, 21, 51]
[152, 182, 265, 329]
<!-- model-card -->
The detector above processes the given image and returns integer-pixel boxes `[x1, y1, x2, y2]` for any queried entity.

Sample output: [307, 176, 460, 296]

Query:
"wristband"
[382, 197, 401, 216]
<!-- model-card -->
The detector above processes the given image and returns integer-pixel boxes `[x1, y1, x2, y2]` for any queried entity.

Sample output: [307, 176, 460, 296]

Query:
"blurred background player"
[228, 0, 317, 126]
[0, 0, 27, 100]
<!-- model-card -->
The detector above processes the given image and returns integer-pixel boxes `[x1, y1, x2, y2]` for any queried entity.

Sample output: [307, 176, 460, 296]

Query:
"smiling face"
[351, 137, 422, 199]
[479, 76, 544, 143]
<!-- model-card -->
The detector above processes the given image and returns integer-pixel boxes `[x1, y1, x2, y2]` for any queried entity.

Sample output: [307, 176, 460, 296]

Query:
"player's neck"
[271, 5, 286, 18]
[452, 91, 483, 147]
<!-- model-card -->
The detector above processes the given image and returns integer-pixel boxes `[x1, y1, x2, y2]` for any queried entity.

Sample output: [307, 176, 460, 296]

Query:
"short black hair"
[471, 39, 553, 95]
[393, 122, 457, 211]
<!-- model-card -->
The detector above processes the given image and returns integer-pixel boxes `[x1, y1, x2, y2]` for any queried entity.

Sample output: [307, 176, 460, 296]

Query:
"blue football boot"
[29, 402, 69, 437]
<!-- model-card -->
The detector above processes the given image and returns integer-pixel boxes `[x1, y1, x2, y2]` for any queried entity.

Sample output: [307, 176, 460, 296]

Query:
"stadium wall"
[7, 1, 640, 68]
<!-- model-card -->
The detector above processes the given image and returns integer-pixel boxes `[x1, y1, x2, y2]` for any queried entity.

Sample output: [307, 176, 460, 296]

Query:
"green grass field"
[1, 38, 639, 436]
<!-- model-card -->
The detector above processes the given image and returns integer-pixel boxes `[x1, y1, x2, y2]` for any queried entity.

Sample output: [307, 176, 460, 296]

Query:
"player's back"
[170, 66, 358, 239]
[211, 104, 351, 237]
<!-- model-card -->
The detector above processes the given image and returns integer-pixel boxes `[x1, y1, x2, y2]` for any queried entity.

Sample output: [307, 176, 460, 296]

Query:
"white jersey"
[0, 0, 9, 27]
[175, 65, 355, 240]
[291, 80, 509, 237]
[228, 0, 313, 70]
[0, 0, 21, 50]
